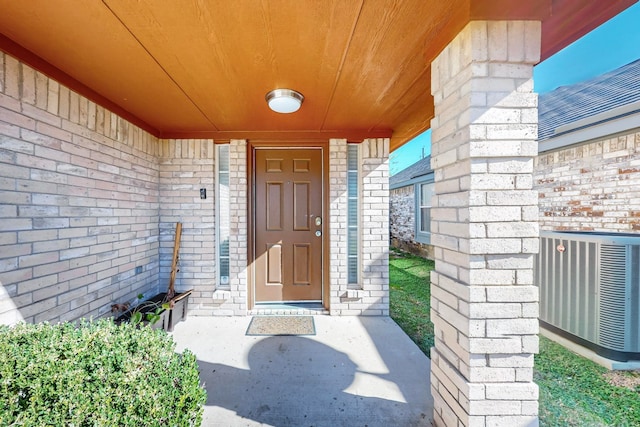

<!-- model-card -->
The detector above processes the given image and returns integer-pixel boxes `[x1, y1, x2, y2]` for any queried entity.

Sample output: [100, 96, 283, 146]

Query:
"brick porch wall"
[225, 139, 248, 315]
[328, 139, 349, 312]
[153, 139, 247, 316]
[536, 129, 640, 232]
[360, 138, 390, 315]
[330, 138, 390, 315]
[0, 52, 160, 324]
[158, 139, 216, 312]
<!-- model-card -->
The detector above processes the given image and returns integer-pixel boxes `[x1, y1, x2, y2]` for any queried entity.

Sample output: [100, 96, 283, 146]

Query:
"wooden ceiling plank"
[102, 0, 220, 131]
[371, 67, 431, 130]
[320, 0, 366, 131]
[326, 0, 458, 131]
[103, 0, 244, 129]
[0, 0, 214, 132]
[469, 0, 551, 21]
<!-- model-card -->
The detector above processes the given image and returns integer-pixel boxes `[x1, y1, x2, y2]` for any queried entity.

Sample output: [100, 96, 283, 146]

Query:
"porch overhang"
[0, 0, 636, 150]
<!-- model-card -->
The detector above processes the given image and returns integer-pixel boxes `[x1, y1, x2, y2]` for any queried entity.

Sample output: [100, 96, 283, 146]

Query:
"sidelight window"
[216, 144, 230, 288]
[415, 182, 433, 244]
[347, 144, 359, 285]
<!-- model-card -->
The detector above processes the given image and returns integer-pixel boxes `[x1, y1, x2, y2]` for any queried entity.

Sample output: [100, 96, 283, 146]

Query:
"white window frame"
[215, 144, 230, 289]
[415, 181, 433, 245]
[347, 143, 360, 286]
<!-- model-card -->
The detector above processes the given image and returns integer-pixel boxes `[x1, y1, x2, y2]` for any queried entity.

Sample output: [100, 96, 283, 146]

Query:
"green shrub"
[0, 319, 206, 426]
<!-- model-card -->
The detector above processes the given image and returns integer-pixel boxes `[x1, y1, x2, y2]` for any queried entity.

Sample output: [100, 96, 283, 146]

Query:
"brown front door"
[254, 148, 323, 302]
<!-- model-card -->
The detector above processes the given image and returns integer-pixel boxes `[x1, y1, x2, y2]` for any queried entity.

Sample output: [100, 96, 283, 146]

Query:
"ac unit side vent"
[599, 244, 627, 350]
[630, 246, 640, 351]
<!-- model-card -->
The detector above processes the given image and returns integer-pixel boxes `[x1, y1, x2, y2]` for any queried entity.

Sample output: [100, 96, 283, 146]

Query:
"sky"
[389, 2, 640, 175]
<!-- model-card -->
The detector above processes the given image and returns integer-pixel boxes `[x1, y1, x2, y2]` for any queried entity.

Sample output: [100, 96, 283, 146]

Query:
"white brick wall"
[330, 138, 390, 315]
[160, 139, 247, 316]
[329, 138, 350, 313]
[0, 51, 389, 322]
[158, 139, 216, 313]
[0, 52, 160, 324]
[360, 138, 390, 315]
[226, 139, 248, 315]
[536, 130, 640, 231]
[430, 21, 541, 427]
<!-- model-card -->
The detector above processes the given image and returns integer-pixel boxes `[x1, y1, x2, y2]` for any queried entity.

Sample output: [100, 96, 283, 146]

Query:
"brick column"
[429, 21, 541, 427]
[328, 138, 348, 314]
[228, 139, 247, 315]
[329, 138, 390, 315]
[360, 138, 389, 315]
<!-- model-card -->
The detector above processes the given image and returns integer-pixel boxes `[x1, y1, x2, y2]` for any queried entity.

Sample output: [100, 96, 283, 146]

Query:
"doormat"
[246, 316, 316, 336]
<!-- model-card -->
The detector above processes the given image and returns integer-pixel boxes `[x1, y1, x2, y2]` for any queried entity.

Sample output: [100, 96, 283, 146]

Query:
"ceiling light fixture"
[265, 89, 304, 114]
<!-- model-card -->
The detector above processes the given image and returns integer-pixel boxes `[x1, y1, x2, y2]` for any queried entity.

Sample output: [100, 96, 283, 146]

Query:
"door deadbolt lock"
[315, 217, 322, 226]
[315, 230, 322, 237]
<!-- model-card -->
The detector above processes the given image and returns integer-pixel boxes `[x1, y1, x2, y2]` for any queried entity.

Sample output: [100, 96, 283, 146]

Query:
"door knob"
[315, 230, 322, 237]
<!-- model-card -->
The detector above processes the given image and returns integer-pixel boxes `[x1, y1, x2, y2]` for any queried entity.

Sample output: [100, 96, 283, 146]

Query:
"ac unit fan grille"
[599, 244, 626, 350]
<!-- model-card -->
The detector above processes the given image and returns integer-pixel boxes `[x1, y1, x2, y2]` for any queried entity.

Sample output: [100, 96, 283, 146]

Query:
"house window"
[216, 144, 230, 288]
[347, 144, 359, 285]
[416, 182, 433, 244]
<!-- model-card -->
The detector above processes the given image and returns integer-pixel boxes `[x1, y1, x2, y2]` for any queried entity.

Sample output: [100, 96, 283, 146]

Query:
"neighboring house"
[391, 58, 640, 257]
[534, 58, 640, 367]
[389, 156, 434, 259]
[536, 58, 640, 230]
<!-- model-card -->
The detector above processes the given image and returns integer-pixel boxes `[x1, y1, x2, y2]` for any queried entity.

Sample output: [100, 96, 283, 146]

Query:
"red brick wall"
[535, 130, 640, 232]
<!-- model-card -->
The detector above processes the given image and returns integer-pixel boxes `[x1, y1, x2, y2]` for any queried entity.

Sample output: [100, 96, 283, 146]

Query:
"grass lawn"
[388, 248, 640, 427]
[389, 248, 434, 357]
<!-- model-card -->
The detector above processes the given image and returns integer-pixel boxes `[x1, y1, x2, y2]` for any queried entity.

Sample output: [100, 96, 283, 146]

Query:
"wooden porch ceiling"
[0, 0, 636, 150]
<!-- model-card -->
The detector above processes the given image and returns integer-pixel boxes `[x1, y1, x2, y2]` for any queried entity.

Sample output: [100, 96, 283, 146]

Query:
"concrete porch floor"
[171, 316, 433, 427]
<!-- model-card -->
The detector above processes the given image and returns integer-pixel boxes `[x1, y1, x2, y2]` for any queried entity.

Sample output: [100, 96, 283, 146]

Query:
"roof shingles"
[538, 58, 640, 140]
[390, 156, 432, 187]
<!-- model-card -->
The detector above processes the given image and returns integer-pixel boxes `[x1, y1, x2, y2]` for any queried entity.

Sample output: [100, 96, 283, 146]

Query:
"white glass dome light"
[265, 89, 304, 114]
